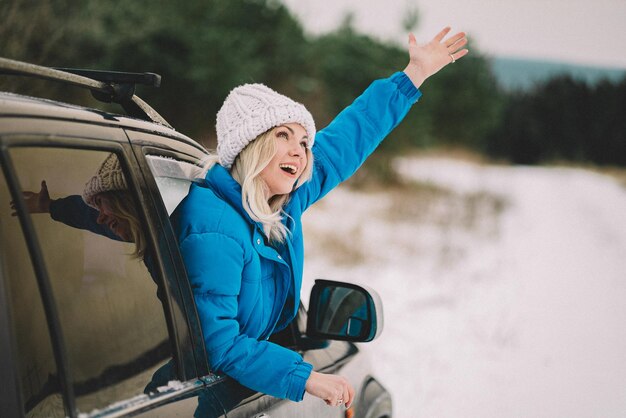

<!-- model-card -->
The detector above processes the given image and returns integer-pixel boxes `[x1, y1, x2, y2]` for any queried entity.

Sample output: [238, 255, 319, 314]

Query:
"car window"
[6, 147, 171, 415]
[0, 167, 66, 417]
[145, 155, 204, 215]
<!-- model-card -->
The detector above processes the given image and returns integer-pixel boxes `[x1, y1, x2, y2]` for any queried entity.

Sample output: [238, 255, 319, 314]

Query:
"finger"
[454, 49, 469, 60]
[448, 37, 468, 53]
[433, 26, 451, 43]
[41, 180, 48, 192]
[332, 385, 345, 407]
[346, 384, 356, 409]
[341, 385, 350, 408]
[335, 389, 344, 406]
[449, 48, 470, 63]
[408, 32, 417, 46]
[444, 31, 466, 47]
[325, 388, 341, 406]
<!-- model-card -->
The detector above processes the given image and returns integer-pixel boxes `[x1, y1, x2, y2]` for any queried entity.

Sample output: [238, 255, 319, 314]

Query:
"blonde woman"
[12, 154, 147, 259]
[172, 28, 468, 407]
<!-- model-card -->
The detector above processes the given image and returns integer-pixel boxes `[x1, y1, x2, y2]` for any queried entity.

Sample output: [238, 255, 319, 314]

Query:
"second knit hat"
[82, 153, 127, 207]
[216, 83, 316, 169]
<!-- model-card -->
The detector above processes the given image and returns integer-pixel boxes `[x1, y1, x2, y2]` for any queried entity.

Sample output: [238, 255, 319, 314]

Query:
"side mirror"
[306, 279, 384, 342]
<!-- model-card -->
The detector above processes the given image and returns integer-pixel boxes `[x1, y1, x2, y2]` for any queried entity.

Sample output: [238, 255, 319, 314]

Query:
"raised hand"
[403, 26, 469, 88]
[10, 180, 52, 216]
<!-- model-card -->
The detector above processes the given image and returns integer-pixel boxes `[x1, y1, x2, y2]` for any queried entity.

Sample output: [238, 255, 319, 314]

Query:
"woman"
[172, 27, 468, 408]
[12, 153, 147, 259]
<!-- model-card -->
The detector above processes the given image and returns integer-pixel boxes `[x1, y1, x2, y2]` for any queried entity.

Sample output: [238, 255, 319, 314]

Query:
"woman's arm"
[49, 195, 120, 241]
[296, 71, 420, 208]
[10, 180, 121, 241]
[178, 231, 313, 401]
[295, 28, 468, 209]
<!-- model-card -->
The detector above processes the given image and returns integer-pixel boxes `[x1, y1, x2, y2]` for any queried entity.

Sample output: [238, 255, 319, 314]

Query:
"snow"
[302, 156, 626, 418]
[156, 380, 186, 393]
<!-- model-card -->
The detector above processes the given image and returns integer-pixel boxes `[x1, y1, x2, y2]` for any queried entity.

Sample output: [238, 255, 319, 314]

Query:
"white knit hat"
[216, 83, 316, 169]
[82, 153, 127, 207]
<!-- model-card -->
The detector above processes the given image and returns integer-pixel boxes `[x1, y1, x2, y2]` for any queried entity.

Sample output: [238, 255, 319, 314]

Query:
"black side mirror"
[306, 279, 384, 342]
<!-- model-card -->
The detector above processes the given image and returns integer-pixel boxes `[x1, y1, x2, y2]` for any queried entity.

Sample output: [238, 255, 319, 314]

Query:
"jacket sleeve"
[49, 195, 122, 241]
[179, 232, 313, 401]
[296, 71, 421, 210]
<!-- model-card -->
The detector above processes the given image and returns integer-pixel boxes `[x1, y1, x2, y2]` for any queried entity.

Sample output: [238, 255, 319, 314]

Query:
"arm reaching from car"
[10, 179, 121, 241]
[296, 27, 468, 211]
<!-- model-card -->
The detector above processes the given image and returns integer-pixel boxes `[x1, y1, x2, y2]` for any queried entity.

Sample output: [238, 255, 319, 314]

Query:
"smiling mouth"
[279, 163, 298, 175]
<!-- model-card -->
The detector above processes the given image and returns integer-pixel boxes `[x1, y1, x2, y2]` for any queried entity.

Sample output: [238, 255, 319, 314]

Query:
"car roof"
[0, 91, 207, 153]
[0, 57, 209, 154]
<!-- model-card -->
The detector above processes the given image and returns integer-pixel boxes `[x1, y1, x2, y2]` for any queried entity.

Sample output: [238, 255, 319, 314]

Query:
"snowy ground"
[301, 156, 626, 418]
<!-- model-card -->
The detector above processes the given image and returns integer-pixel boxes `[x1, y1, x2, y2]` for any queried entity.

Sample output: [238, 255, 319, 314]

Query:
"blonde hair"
[202, 127, 313, 243]
[96, 191, 147, 259]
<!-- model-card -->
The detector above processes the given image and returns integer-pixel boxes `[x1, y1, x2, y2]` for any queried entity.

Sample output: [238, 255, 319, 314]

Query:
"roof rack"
[0, 57, 172, 128]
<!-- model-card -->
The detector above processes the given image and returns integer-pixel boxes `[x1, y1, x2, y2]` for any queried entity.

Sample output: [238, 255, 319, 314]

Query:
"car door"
[0, 121, 223, 418]
[133, 138, 342, 417]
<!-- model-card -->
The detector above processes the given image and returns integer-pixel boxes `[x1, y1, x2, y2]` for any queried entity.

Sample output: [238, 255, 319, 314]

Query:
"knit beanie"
[82, 153, 127, 207]
[216, 83, 316, 169]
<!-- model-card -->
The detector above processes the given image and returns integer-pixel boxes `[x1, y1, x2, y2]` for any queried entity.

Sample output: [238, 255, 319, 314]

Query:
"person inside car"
[171, 27, 468, 408]
[10, 153, 147, 259]
[10, 154, 169, 309]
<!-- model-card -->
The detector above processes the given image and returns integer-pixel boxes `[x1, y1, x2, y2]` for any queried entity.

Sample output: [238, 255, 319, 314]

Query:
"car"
[0, 57, 392, 418]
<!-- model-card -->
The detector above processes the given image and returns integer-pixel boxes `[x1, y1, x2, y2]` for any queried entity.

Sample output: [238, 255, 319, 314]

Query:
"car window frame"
[0, 209, 24, 418]
[128, 135, 212, 379]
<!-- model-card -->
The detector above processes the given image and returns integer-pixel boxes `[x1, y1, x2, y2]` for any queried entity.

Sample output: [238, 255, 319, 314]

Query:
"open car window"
[145, 155, 204, 215]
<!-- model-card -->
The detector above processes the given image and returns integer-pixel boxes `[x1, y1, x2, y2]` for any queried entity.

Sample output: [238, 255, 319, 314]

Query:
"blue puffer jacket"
[171, 72, 421, 401]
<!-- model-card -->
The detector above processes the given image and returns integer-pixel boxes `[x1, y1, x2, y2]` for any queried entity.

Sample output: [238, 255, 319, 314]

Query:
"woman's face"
[259, 123, 309, 199]
[94, 193, 132, 241]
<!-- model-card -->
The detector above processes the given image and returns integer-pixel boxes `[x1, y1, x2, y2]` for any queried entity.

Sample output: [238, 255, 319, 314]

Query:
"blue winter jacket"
[171, 72, 421, 402]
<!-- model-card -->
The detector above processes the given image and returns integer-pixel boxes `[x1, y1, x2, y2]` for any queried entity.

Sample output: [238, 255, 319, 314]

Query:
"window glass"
[7, 147, 171, 414]
[146, 155, 203, 215]
[0, 162, 65, 417]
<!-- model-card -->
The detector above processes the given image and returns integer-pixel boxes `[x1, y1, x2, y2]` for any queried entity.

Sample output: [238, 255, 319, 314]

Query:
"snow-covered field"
[302, 156, 626, 418]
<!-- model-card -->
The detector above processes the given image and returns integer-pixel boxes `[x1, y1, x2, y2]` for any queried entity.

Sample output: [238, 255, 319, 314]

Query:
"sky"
[282, 0, 626, 69]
